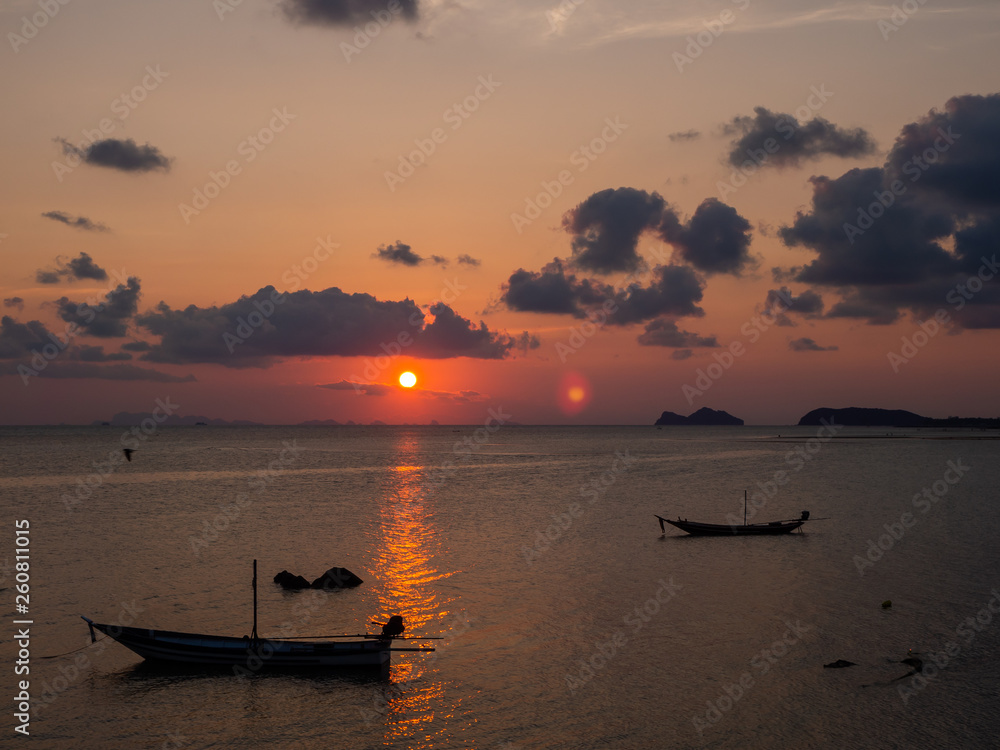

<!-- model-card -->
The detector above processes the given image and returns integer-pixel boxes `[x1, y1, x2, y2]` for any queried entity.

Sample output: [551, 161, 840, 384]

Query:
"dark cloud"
[501, 259, 612, 317]
[58, 137, 172, 173]
[725, 106, 877, 169]
[563, 188, 754, 277]
[55, 277, 141, 338]
[608, 265, 705, 325]
[764, 287, 824, 325]
[281, 0, 418, 26]
[121, 340, 152, 352]
[41, 211, 110, 233]
[884, 93, 1000, 212]
[70, 345, 132, 362]
[373, 241, 425, 266]
[776, 93, 1000, 328]
[36, 270, 61, 285]
[669, 130, 700, 142]
[3, 297, 24, 311]
[780, 169, 956, 287]
[0, 316, 54, 359]
[320, 380, 393, 396]
[502, 259, 705, 327]
[563, 188, 667, 273]
[513, 330, 540, 356]
[457, 254, 481, 267]
[35, 252, 110, 284]
[430, 255, 449, 266]
[409, 302, 514, 360]
[789, 337, 838, 352]
[637, 319, 718, 348]
[137, 285, 517, 366]
[660, 198, 755, 275]
[319, 380, 486, 402]
[0, 361, 196, 382]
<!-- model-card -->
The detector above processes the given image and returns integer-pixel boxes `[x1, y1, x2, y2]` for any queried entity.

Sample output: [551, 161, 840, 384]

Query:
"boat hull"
[85, 619, 391, 669]
[659, 517, 804, 536]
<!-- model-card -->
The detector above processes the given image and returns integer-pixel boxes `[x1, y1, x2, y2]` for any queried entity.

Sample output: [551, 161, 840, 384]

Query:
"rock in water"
[823, 660, 857, 668]
[273, 570, 311, 590]
[311, 567, 364, 589]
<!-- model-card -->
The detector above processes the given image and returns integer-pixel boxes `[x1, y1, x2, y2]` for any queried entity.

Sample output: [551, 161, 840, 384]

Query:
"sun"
[399, 371, 417, 388]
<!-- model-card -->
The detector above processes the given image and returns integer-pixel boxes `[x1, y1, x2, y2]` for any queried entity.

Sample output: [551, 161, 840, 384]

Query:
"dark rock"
[273, 570, 311, 590]
[311, 567, 364, 589]
[823, 659, 857, 668]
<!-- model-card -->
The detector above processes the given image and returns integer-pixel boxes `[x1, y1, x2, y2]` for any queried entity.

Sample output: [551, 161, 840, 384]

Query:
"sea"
[0, 424, 998, 750]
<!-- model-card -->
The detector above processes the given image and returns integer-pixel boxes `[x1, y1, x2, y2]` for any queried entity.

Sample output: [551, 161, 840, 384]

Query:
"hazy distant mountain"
[92, 412, 261, 426]
[655, 407, 744, 426]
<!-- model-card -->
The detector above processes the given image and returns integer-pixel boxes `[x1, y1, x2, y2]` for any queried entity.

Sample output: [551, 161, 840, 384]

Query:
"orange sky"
[2, 0, 999, 424]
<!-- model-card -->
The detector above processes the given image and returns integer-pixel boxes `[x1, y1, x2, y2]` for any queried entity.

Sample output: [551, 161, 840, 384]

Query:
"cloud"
[0, 361, 196, 382]
[777, 93, 1000, 328]
[69, 345, 132, 362]
[319, 379, 486, 402]
[55, 277, 141, 338]
[513, 330, 540, 355]
[409, 302, 514, 359]
[137, 285, 517, 366]
[35, 252, 110, 284]
[671, 349, 694, 360]
[281, 0, 418, 26]
[884, 92, 1000, 213]
[764, 286, 824, 325]
[41, 211, 110, 233]
[373, 241, 426, 266]
[637, 319, 718, 348]
[430, 255, 449, 266]
[501, 259, 612, 317]
[57, 137, 172, 173]
[0, 316, 55, 359]
[563, 187, 667, 273]
[669, 129, 700, 142]
[724, 106, 877, 169]
[121, 341, 152, 352]
[789, 337, 838, 352]
[3, 297, 24, 311]
[457, 254, 481, 267]
[659, 198, 755, 275]
[561, 188, 754, 277]
[607, 265, 705, 324]
[319, 380, 393, 396]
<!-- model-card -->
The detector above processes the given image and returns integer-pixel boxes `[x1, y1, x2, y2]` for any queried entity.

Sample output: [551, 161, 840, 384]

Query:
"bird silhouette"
[123, 448, 135, 462]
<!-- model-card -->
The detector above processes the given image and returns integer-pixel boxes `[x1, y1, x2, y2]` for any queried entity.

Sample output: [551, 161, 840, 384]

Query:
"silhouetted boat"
[656, 514, 807, 536]
[656, 491, 811, 536]
[82, 561, 435, 670]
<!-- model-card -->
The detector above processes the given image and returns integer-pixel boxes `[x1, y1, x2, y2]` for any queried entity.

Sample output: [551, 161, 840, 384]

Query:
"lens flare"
[557, 371, 592, 416]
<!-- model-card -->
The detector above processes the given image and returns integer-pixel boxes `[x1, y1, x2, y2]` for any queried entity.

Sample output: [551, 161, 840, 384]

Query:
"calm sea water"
[1, 425, 998, 749]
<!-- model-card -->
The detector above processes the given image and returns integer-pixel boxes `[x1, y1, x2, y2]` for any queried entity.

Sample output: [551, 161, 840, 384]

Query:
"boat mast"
[744, 490, 747, 526]
[251, 559, 259, 642]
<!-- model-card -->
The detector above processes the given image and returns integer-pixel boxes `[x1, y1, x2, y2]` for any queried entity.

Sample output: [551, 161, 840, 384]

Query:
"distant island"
[655, 407, 744, 426]
[799, 407, 1000, 429]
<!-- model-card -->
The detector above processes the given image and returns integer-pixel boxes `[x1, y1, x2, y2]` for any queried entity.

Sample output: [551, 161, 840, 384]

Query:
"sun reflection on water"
[368, 432, 469, 747]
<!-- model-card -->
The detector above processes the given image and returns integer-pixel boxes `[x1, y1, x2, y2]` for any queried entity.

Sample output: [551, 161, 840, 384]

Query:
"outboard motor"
[381, 615, 405, 638]
[800, 511, 810, 521]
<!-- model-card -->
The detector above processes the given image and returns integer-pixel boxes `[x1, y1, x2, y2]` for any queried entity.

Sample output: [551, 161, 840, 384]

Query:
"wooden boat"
[82, 561, 435, 671]
[656, 491, 811, 536]
[656, 515, 806, 536]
